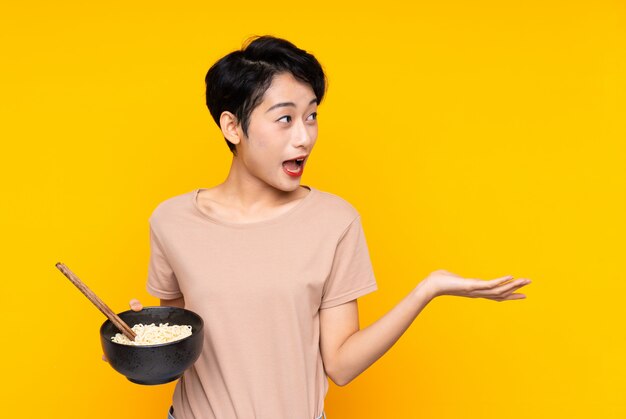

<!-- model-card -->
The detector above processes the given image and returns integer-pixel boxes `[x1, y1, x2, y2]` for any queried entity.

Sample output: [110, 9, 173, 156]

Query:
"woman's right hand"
[101, 299, 144, 362]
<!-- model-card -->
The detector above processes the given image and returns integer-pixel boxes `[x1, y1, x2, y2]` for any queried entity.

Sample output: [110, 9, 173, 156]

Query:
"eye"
[277, 112, 317, 123]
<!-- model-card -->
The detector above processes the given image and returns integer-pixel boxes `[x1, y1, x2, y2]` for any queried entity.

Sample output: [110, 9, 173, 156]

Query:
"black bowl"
[100, 306, 204, 385]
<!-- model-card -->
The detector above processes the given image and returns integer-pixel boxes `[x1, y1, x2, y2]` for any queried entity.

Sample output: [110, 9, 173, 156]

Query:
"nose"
[291, 118, 315, 150]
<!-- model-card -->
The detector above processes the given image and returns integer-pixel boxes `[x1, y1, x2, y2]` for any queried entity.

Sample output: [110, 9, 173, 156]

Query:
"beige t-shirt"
[146, 186, 378, 419]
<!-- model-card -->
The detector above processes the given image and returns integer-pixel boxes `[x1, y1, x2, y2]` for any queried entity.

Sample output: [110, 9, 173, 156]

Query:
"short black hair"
[204, 35, 328, 155]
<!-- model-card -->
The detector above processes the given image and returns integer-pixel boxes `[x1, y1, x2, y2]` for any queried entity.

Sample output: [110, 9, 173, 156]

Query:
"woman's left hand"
[421, 269, 532, 302]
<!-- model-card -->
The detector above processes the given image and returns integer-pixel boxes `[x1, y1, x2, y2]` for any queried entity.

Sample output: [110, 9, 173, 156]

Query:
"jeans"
[167, 406, 326, 419]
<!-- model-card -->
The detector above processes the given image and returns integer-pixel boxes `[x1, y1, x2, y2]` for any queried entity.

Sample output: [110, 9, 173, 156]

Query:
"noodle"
[111, 322, 192, 345]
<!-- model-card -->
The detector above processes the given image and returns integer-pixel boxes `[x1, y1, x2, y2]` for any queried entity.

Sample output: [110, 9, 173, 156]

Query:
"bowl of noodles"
[100, 306, 204, 385]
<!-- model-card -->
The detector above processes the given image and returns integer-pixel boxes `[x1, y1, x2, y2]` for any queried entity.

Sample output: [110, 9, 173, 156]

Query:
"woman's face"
[233, 72, 318, 193]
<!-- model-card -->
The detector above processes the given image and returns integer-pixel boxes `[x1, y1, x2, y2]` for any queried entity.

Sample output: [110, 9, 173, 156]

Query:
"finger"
[473, 275, 514, 290]
[494, 279, 530, 296]
[474, 278, 528, 298]
[499, 293, 527, 301]
[102, 354, 109, 362]
[129, 298, 143, 311]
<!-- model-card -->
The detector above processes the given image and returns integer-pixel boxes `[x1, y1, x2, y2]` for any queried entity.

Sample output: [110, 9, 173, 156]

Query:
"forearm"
[333, 281, 435, 386]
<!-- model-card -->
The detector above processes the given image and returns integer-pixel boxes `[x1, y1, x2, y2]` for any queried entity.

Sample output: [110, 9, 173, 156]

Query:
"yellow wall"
[2, 1, 624, 417]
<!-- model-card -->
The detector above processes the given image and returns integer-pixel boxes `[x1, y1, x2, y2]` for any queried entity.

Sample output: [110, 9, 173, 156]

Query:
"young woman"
[107, 35, 532, 419]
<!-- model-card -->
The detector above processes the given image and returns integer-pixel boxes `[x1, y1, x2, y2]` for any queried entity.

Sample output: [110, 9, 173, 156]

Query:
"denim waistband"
[167, 406, 326, 419]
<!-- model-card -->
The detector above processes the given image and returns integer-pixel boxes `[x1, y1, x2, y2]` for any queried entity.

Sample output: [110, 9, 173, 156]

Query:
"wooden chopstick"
[55, 262, 137, 341]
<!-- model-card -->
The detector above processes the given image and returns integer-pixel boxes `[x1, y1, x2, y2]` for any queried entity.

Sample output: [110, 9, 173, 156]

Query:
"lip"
[283, 165, 303, 177]
[282, 155, 308, 177]
[284, 154, 308, 162]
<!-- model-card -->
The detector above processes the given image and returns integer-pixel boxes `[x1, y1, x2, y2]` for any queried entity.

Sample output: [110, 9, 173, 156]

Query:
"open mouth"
[282, 157, 306, 176]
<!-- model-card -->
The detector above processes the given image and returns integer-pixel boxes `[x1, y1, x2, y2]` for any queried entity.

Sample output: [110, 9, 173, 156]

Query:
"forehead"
[261, 72, 316, 106]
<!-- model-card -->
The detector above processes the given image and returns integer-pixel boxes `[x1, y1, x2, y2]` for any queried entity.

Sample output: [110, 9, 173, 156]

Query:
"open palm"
[423, 269, 531, 302]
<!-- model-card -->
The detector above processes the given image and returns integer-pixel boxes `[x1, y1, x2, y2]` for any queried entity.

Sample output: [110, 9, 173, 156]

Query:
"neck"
[217, 156, 303, 211]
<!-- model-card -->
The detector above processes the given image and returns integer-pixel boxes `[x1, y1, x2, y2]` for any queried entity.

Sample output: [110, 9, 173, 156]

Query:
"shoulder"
[309, 187, 362, 225]
[148, 189, 196, 227]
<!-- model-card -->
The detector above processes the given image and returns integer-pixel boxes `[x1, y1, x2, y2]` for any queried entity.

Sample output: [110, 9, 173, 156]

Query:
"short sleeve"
[146, 223, 183, 300]
[320, 216, 378, 309]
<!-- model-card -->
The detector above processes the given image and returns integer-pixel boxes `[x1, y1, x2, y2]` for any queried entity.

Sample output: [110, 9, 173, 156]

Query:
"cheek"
[308, 127, 319, 147]
[248, 124, 277, 151]
[249, 135, 278, 157]
[246, 133, 282, 169]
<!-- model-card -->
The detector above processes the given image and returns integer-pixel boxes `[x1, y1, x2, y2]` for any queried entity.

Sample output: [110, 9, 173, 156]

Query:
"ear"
[219, 111, 243, 146]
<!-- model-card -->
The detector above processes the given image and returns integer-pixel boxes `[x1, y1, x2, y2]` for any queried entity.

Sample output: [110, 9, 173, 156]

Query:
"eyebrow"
[265, 98, 318, 113]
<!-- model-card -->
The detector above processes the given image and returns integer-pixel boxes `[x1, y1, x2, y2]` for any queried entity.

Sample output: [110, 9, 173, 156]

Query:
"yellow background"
[2, 0, 624, 417]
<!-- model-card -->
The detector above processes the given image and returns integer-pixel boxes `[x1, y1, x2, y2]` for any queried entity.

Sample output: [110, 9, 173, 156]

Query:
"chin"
[274, 181, 301, 193]
[284, 183, 302, 192]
